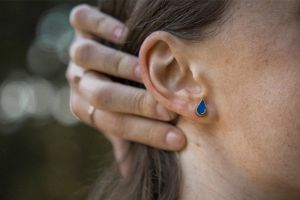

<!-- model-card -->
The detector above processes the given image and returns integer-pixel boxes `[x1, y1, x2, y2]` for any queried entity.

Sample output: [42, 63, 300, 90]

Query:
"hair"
[88, 0, 229, 200]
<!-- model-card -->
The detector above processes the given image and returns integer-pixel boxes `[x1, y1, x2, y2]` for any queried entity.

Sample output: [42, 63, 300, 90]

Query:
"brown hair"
[88, 0, 229, 200]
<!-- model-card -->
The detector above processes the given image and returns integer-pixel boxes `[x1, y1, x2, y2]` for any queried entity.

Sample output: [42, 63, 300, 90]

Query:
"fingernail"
[114, 26, 124, 39]
[166, 131, 183, 147]
[156, 104, 170, 119]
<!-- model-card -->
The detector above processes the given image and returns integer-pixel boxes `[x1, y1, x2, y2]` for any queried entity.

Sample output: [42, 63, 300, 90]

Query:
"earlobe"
[139, 31, 216, 123]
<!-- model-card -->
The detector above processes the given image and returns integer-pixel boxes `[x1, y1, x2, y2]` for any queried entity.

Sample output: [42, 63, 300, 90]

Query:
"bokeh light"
[0, 80, 31, 123]
[36, 5, 73, 52]
[27, 37, 62, 77]
[26, 78, 55, 119]
[27, 4, 74, 77]
[2, 4, 78, 131]
[0, 2, 108, 200]
[0, 77, 78, 128]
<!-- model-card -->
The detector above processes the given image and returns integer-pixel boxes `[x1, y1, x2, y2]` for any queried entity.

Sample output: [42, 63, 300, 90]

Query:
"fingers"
[69, 4, 141, 83]
[69, 38, 141, 83]
[67, 4, 186, 152]
[78, 71, 176, 121]
[66, 64, 176, 121]
[70, 92, 186, 151]
[70, 4, 128, 44]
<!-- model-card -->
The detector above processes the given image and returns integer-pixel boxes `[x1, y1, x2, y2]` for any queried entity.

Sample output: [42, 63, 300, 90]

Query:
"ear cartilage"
[195, 99, 207, 117]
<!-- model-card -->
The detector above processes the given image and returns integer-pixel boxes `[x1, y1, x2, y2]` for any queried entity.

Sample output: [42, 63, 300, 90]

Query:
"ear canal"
[195, 99, 207, 117]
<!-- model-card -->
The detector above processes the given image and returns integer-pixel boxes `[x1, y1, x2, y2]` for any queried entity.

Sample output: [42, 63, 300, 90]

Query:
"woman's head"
[95, 0, 300, 199]
[139, 0, 300, 193]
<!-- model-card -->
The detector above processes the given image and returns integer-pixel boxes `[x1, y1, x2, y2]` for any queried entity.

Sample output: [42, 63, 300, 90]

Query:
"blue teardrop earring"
[195, 99, 207, 117]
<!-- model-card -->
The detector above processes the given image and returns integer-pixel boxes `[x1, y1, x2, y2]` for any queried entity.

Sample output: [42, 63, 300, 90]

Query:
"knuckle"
[70, 4, 90, 27]
[90, 83, 113, 109]
[95, 47, 112, 71]
[134, 92, 154, 116]
[113, 51, 124, 75]
[95, 14, 107, 34]
[133, 91, 147, 114]
[70, 40, 94, 65]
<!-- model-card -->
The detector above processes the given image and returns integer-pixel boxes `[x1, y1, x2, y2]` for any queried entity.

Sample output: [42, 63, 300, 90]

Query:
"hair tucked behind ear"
[88, 0, 229, 200]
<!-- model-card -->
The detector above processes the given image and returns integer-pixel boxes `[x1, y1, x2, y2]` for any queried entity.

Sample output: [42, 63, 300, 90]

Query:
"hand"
[67, 4, 186, 173]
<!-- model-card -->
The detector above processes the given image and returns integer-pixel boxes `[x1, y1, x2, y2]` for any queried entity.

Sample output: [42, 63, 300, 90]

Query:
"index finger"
[70, 38, 142, 83]
[70, 4, 128, 44]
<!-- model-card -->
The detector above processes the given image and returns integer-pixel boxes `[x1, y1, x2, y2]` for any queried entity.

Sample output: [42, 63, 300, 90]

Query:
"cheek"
[238, 63, 300, 190]
[219, 46, 300, 188]
[239, 59, 300, 158]
[211, 23, 300, 187]
[206, 3, 300, 189]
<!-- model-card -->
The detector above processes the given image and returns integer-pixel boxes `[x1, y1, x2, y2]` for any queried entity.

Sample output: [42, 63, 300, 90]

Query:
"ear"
[139, 31, 217, 123]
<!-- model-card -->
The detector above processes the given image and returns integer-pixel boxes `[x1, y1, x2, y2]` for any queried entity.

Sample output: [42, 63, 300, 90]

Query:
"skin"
[67, 5, 186, 175]
[139, 0, 300, 199]
[68, 1, 300, 199]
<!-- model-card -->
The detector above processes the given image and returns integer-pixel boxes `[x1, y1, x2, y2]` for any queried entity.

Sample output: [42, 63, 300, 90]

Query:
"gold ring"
[88, 105, 96, 126]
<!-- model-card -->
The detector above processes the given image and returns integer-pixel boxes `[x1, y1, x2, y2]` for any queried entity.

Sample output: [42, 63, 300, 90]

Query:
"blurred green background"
[0, 1, 112, 199]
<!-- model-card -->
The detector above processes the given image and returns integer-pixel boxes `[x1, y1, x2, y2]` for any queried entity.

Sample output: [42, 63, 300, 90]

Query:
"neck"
[176, 118, 300, 200]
